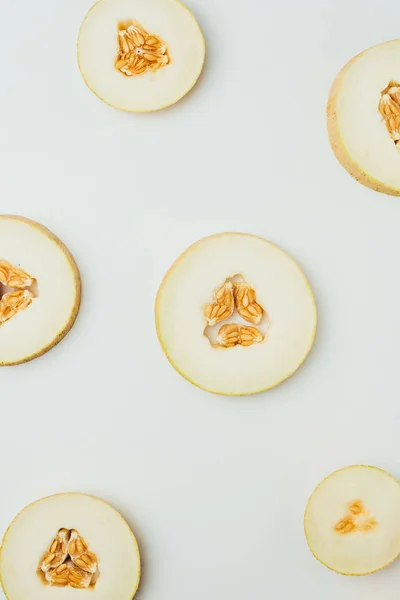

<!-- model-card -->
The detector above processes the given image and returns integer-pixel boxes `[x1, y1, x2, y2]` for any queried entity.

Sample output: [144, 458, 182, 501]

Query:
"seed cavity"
[116, 20, 169, 77]
[38, 528, 99, 589]
[334, 500, 378, 535]
[379, 81, 400, 149]
[0, 260, 36, 326]
[204, 276, 268, 348]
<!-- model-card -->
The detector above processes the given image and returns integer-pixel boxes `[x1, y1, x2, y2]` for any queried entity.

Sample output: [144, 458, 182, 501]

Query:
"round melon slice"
[0, 215, 81, 365]
[78, 0, 205, 112]
[0, 493, 141, 600]
[155, 233, 317, 395]
[328, 39, 400, 195]
[304, 465, 400, 575]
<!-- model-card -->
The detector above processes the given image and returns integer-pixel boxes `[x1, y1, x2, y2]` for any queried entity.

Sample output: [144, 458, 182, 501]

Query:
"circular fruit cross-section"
[155, 233, 316, 395]
[304, 465, 400, 575]
[0, 493, 141, 599]
[0, 215, 81, 365]
[328, 39, 400, 195]
[78, 0, 205, 112]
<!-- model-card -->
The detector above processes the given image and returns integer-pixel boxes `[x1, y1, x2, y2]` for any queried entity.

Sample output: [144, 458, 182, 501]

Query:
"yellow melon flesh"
[305, 465, 400, 575]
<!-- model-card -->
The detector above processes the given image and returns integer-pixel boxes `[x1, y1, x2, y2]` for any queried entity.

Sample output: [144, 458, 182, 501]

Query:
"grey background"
[1, 0, 400, 598]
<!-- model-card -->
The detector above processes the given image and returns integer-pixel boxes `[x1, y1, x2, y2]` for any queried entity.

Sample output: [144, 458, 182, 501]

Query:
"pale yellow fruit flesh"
[305, 465, 400, 575]
[0, 493, 141, 600]
[78, 0, 205, 112]
[0, 215, 81, 366]
[156, 233, 317, 396]
[328, 39, 400, 196]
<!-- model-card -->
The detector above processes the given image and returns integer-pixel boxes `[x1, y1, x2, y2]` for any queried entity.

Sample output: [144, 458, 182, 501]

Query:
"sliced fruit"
[304, 465, 400, 575]
[327, 39, 400, 195]
[0, 493, 141, 599]
[0, 215, 81, 365]
[78, 0, 205, 112]
[155, 233, 316, 395]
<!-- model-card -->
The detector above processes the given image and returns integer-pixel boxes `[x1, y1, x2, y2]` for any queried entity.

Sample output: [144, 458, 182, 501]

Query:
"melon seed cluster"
[115, 20, 169, 77]
[0, 261, 35, 326]
[38, 528, 99, 589]
[204, 280, 265, 348]
[378, 81, 400, 149]
[334, 500, 378, 536]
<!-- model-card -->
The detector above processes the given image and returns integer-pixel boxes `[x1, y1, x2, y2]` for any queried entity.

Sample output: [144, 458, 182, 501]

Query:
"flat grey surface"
[1, 0, 400, 598]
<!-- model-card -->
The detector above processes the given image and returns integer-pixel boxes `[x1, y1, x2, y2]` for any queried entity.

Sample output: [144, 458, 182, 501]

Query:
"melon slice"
[0, 493, 141, 599]
[155, 233, 317, 395]
[328, 39, 400, 195]
[0, 215, 81, 365]
[78, 0, 205, 112]
[304, 465, 400, 575]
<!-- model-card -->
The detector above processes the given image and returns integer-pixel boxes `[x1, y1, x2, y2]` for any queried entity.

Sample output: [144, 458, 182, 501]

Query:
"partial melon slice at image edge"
[78, 0, 205, 112]
[0, 493, 141, 600]
[328, 39, 400, 195]
[0, 215, 81, 366]
[155, 233, 317, 396]
[304, 465, 400, 575]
